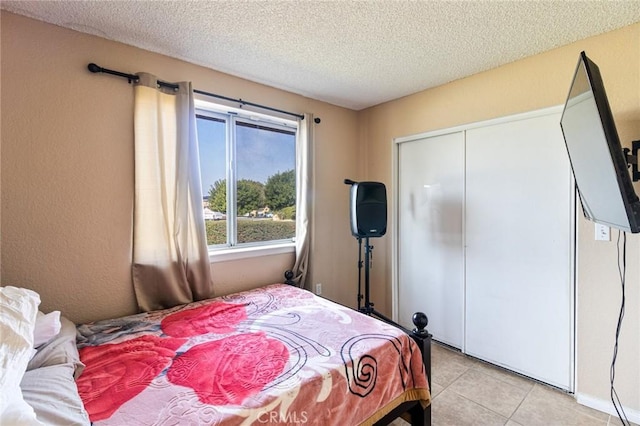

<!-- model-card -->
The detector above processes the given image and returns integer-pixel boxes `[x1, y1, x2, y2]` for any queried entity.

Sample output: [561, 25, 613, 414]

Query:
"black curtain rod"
[87, 63, 315, 122]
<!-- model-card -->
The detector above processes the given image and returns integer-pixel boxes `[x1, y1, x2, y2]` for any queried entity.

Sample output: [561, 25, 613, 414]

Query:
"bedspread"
[76, 284, 430, 425]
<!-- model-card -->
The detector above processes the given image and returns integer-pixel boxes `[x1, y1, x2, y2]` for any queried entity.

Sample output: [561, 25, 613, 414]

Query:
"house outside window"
[196, 101, 297, 254]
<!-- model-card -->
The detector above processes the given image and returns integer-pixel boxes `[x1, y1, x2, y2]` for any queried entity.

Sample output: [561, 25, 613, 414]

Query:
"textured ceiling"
[2, 1, 640, 110]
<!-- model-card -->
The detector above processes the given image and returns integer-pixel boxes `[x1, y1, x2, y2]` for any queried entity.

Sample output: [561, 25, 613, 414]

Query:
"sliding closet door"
[397, 132, 464, 348]
[464, 112, 573, 390]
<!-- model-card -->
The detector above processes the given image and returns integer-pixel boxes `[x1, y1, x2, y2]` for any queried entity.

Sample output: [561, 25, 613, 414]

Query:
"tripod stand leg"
[369, 309, 394, 325]
[357, 237, 363, 310]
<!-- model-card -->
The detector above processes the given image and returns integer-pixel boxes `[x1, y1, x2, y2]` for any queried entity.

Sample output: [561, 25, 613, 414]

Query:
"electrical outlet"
[595, 223, 610, 241]
[315, 283, 322, 295]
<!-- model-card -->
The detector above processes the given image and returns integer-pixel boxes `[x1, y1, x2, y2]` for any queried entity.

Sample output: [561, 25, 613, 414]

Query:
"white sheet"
[0, 286, 44, 425]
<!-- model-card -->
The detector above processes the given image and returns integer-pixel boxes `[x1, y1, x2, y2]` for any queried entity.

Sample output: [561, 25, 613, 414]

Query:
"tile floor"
[392, 342, 636, 426]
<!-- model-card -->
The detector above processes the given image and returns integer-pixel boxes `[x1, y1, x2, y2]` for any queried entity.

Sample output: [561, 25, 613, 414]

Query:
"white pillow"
[0, 286, 45, 425]
[33, 311, 61, 348]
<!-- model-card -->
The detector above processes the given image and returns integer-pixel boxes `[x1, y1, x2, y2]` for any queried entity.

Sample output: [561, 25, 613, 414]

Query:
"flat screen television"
[560, 51, 640, 233]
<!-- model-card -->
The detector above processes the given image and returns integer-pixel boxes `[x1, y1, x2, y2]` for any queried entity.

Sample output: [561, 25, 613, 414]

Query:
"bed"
[2, 282, 431, 425]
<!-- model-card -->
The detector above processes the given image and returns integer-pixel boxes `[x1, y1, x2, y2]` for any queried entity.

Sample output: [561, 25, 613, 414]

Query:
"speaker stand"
[357, 237, 395, 325]
[357, 237, 363, 310]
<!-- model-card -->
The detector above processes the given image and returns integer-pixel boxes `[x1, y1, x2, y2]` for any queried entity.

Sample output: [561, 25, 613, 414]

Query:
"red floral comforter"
[76, 284, 430, 425]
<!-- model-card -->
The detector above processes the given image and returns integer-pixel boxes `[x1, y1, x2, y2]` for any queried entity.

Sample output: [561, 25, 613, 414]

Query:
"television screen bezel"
[560, 51, 640, 234]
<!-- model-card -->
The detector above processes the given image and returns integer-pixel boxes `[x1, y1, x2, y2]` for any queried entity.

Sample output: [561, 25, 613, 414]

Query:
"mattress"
[76, 284, 430, 425]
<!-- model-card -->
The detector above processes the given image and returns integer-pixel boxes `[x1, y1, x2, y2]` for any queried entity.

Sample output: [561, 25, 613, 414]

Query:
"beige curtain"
[132, 73, 213, 312]
[291, 113, 313, 289]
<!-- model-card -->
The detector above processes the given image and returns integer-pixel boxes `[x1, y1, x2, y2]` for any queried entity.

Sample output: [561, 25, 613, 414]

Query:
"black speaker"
[349, 182, 387, 238]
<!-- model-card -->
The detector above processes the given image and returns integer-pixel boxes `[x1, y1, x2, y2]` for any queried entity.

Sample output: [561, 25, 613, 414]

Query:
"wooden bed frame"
[284, 271, 432, 426]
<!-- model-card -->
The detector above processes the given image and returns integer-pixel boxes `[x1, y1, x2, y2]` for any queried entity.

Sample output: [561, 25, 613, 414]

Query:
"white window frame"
[195, 99, 297, 261]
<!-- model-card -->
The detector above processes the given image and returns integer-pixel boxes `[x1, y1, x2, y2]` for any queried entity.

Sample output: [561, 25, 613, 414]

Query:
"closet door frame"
[392, 105, 575, 391]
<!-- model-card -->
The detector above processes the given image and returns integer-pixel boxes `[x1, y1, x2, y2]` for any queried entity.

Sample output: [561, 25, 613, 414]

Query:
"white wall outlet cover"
[595, 223, 610, 241]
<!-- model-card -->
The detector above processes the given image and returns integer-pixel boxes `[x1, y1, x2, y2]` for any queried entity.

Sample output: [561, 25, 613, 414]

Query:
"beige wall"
[2, 9, 639, 415]
[0, 12, 361, 324]
[359, 23, 640, 412]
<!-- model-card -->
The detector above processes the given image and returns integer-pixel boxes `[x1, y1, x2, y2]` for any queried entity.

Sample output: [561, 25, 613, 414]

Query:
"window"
[196, 102, 297, 252]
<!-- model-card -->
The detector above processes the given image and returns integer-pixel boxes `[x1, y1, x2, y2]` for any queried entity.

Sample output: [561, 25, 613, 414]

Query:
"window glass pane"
[235, 121, 296, 244]
[196, 115, 227, 246]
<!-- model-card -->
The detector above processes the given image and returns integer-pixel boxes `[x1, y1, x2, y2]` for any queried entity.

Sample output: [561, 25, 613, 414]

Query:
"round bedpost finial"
[412, 312, 429, 336]
[284, 270, 295, 285]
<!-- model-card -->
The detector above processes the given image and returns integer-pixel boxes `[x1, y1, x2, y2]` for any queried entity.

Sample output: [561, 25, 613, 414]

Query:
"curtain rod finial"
[87, 63, 102, 73]
[314, 117, 321, 124]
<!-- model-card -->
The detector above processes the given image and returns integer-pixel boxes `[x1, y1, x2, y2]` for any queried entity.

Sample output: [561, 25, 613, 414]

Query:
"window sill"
[208, 243, 295, 263]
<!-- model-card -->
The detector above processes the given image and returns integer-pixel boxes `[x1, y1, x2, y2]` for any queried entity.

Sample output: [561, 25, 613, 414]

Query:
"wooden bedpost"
[409, 312, 432, 426]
